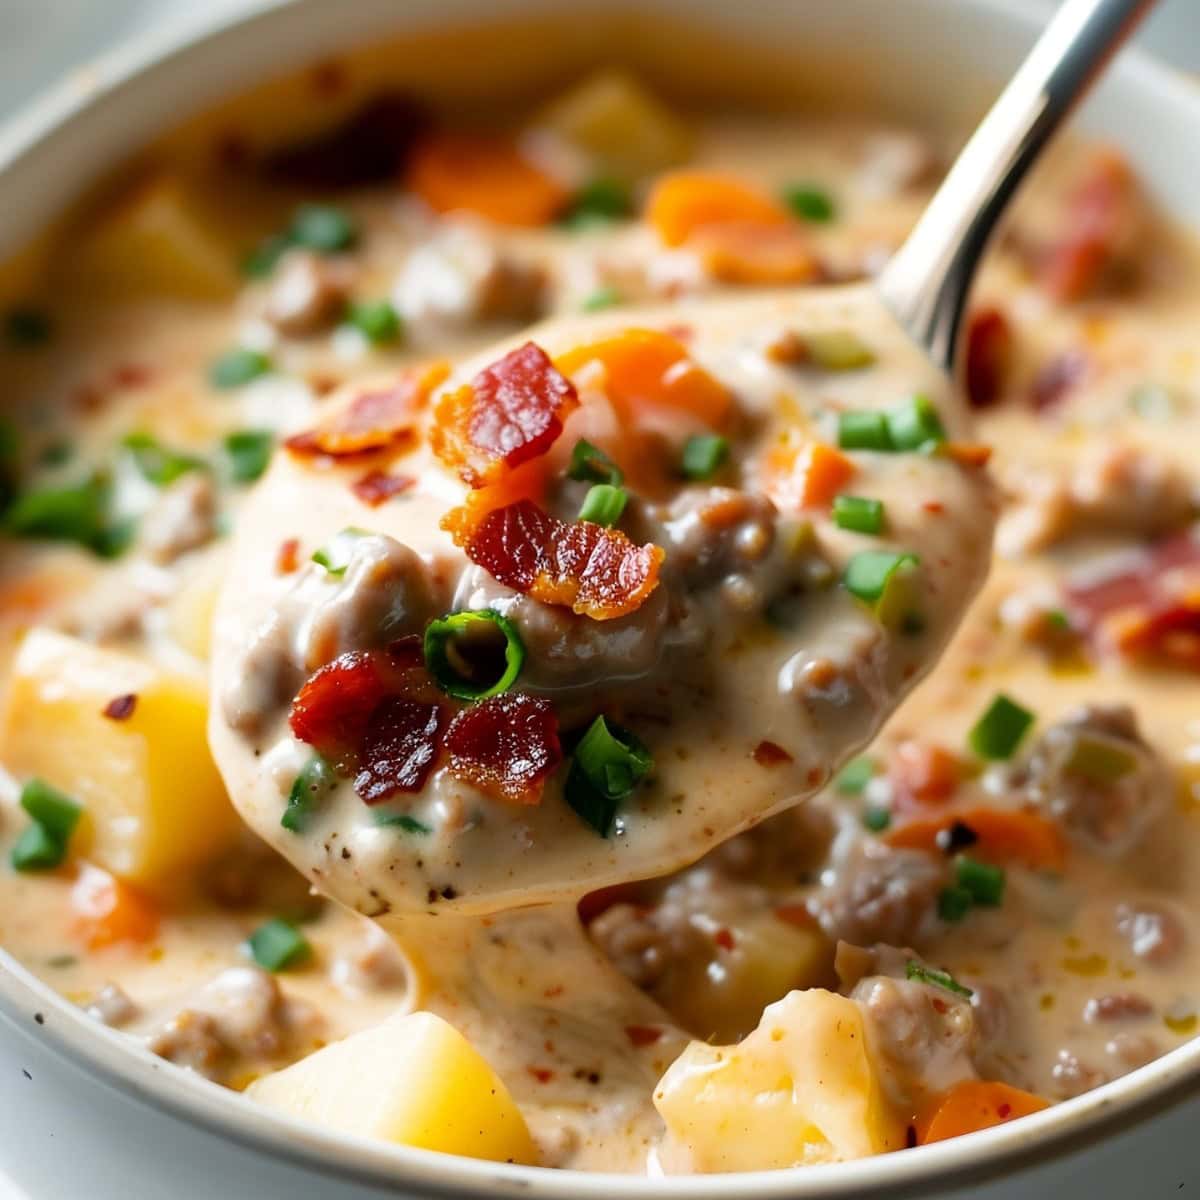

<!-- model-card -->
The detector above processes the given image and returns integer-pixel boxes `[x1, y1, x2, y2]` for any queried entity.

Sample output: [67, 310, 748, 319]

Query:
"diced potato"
[248, 1010, 537, 1165]
[0, 628, 238, 887]
[654, 989, 905, 1172]
[535, 70, 693, 182]
[68, 174, 240, 300]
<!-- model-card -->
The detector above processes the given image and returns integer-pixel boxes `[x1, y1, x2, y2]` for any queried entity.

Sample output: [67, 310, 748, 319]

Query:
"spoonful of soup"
[208, 0, 1153, 918]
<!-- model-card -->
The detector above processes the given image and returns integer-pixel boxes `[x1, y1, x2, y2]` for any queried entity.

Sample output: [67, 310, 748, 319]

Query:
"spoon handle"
[876, 0, 1156, 373]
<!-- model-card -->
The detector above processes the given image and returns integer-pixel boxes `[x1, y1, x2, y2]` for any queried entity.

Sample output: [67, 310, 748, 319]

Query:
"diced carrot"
[556, 328, 733, 428]
[691, 220, 820, 285]
[406, 132, 569, 227]
[645, 171, 791, 247]
[799, 444, 857, 508]
[71, 863, 159, 950]
[885, 806, 1067, 871]
[918, 1080, 1050, 1145]
[889, 740, 962, 810]
[940, 441, 993, 468]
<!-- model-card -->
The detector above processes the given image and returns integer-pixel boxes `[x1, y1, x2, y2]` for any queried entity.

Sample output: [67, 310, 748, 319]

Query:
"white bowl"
[2, 1, 1200, 1196]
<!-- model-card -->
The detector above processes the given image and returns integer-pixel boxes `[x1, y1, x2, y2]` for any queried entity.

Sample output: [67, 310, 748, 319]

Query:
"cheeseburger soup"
[0, 42, 1198, 1175]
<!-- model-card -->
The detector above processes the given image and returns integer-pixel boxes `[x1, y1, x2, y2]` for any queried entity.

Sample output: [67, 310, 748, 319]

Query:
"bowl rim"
[3, 0, 1200, 1195]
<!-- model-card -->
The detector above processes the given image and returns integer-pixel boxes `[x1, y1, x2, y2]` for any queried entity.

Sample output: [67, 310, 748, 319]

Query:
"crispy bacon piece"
[286, 363, 447, 458]
[289, 650, 398, 762]
[963, 307, 1012, 409]
[444, 498, 664, 621]
[444, 692, 562, 804]
[351, 470, 415, 507]
[431, 343, 578, 487]
[354, 696, 446, 803]
[752, 740, 793, 766]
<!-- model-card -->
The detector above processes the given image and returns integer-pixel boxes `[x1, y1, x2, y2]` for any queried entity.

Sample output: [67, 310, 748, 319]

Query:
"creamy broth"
[0, 42, 1197, 1177]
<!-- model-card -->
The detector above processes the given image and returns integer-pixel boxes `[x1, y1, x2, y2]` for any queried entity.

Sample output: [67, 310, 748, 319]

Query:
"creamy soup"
[0, 41, 1197, 1177]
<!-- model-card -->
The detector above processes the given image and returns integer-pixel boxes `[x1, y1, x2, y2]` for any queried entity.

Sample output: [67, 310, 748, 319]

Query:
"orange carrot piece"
[885, 806, 1067, 871]
[645, 171, 791, 247]
[889, 740, 962, 810]
[691, 220, 821, 286]
[918, 1080, 1050, 1145]
[940, 441, 993, 468]
[799, 444, 857, 508]
[71, 864, 159, 950]
[407, 132, 569, 227]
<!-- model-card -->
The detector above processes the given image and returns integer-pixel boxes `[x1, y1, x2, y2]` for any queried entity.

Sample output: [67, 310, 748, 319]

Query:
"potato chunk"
[0, 628, 237, 886]
[248, 1010, 537, 1164]
[654, 989, 904, 1171]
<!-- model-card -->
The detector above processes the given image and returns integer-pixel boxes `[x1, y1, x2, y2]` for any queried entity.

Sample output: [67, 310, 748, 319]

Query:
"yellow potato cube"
[654, 989, 904, 1171]
[248, 1011, 537, 1165]
[0, 628, 238, 887]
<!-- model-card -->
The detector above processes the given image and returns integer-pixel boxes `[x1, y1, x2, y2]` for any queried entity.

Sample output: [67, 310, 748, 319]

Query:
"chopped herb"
[311, 527, 370, 577]
[209, 348, 272, 390]
[562, 178, 633, 230]
[10, 779, 82, 872]
[123, 432, 205, 486]
[346, 299, 402, 345]
[886, 394, 946, 452]
[1046, 609, 1071, 630]
[781, 184, 836, 223]
[806, 330, 875, 371]
[424, 609, 525, 701]
[833, 495, 885, 535]
[45, 954, 78, 969]
[837, 410, 891, 451]
[1129, 382, 1178, 422]
[5, 307, 53, 347]
[906, 960, 973, 998]
[578, 483, 628, 527]
[246, 918, 311, 972]
[835, 756, 875, 795]
[956, 856, 1006, 906]
[937, 886, 973, 922]
[843, 550, 918, 604]
[373, 811, 431, 835]
[566, 716, 653, 836]
[5, 473, 129, 558]
[39, 440, 73, 467]
[567, 439, 623, 486]
[582, 285, 623, 312]
[1063, 735, 1137, 783]
[290, 204, 358, 253]
[968, 693, 1033, 760]
[242, 232, 295, 279]
[281, 756, 336, 833]
[681, 434, 729, 481]
[862, 805, 892, 832]
[223, 430, 274, 484]
[11, 824, 65, 872]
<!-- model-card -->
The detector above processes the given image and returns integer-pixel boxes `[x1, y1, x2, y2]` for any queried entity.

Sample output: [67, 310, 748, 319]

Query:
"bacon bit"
[774, 903, 817, 929]
[351, 470, 416, 507]
[71, 864, 159, 950]
[276, 538, 301, 574]
[526, 1066, 556, 1084]
[625, 1025, 663, 1048]
[354, 697, 447, 804]
[286, 363, 447, 458]
[102, 694, 137, 721]
[691, 220, 821, 286]
[444, 692, 562, 804]
[939, 441, 993, 468]
[713, 927, 736, 951]
[963, 307, 1012, 408]
[431, 343, 578, 487]
[752, 740, 793, 766]
[1029, 350, 1089, 410]
[889, 741, 961, 810]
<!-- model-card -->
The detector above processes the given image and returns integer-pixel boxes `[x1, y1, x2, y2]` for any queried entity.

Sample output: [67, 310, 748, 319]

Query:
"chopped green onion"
[1046, 609, 1071, 630]
[39, 440, 73, 467]
[886, 394, 946, 452]
[1062, 735, 1138, 784]
[373, 811, 431, 835]
[423, 609, 525, 701]
[346, 300, 402, 345]
[223, 430, 274, 484]
[5, 473, 129, 558]
[835, 756, 875, 795]
[290, 204, 357, 253]
[681, 434, 729, 481]
[837, 410, 891, 451]
[122, 432, 206, 486]
[242, 232, 295, 279]
[781, 184, 836, 223]
[968, 693, 1033, 760]
[832, 495, 885, 535]
[582, 285, 623, 312]
[246, 918, 311, 972]
[5, 307, 52, 347]
[862, 805, 892, 833]
[1129, 382, 1178, 422]
[20, 780, 82, 843]
[807, 331, 875, 371]
[578, 483, 627, 526]
[956, 856, 1006, 907]
[906, 960, 973, 998]
[844, 550, 918, 604]
[209, 348, 272, 390]
[11, 823, 65, 872]
[567, 439, 623, 486]
[281, 757, 336, 833]
[566, 716, 653, 837]
[937, 886, 973, 923]
[562, 178, 633, 230]
[311, 527, 370, 577]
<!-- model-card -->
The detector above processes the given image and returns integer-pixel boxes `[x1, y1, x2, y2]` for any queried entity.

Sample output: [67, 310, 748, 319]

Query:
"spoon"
[209, 0, 1155, 918]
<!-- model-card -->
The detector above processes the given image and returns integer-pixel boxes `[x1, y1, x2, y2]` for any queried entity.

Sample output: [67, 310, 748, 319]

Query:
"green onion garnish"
[906, 960, 973, 998]
[833, 495, 885, 535]
[937, 886, 973, 923]
[562, 178, 633, 230]
[565, 716, 653, 837]
[862, 805, 892, 833]
[11, 824, 66, 872]
[223, 430, 274, 484]
[281, 757, 336, 833]
[423, 609, 525, 701]
[968, 693, 1033, 760]
[806, 331, 875, 371]
[835, 756, 875, 795]
[886, 394, 946, 452]
[844, 550, 918, 604]
[1062, 735, 1138, 784]
[5, 307, 53, 348]
[10, 779, 82, 872]
[346, 300, 402, 345]
[956, 856, 1006, 907]
[209, 348, 272, 390]
[5, 473, 130, 558]
[242, 232, 295, 279]
[567, 439, 623, 486]
[373, 811, 432, 835]
[781, 184, 836, 224]
[578, 483, 627, 527]
[123, 432, 205, 486]
[246, 918, 311, 972]
[681, 434, 729, 481]
[290, 204, 358, 253]
[311, 527, 370, 578]
[837, 410, 891, 451]
[582, 285, 623, 312]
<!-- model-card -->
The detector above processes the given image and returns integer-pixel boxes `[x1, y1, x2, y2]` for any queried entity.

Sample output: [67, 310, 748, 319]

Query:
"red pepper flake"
[922, 500, 945, 515]
[963, 307, 1012, 409]
[931, 996, 949, 1015]
[543, 984, 564, 999]
[276, 537, 301, 574]
[354, 696, 446, 804]
[444, 498, 663, 621]
[996, 1102, 1013, 1119]
[752, 739, 793, 766]
[431, 342, 578, 487]
[351, 470, 415, 508]
[444, 692, 562, 804]
[713, 927, 736, 951]
[526, 1066, 555, 1084]
[102, 693, 137, 721]
[624, 1025, 663, 1048]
